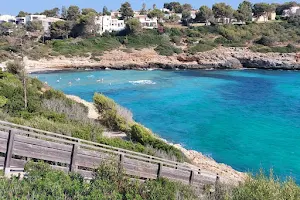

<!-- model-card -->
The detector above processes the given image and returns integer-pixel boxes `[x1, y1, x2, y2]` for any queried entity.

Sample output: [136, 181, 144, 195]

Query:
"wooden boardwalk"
[0, 120, 218, 189]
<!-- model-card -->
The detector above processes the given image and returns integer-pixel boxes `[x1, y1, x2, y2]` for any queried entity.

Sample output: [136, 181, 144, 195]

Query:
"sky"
[1, 0, 290, 16]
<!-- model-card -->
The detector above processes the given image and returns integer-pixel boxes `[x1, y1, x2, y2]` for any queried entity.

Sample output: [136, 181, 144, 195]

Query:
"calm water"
[34, 69, 300, 181]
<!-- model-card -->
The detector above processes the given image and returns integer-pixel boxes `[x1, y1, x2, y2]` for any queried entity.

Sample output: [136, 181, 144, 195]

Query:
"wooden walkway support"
[0, 120, 218, 189]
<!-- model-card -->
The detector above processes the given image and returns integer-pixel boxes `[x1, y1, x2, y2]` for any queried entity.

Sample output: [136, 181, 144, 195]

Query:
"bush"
[0, 96, 7, 107]
[231, 170, 300, 200]
[155, 43, 182, 56]
[130, 124, 186, 162]
[188, 43, 216, 54]
[256, 36, 277, 46]
[93, 93, 130, 132]
[6, 59, 24, 75]
[0, 162, 197, 199]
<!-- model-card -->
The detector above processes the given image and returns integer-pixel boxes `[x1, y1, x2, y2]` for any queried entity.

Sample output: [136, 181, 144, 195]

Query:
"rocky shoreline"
[1, 47, 296, 73]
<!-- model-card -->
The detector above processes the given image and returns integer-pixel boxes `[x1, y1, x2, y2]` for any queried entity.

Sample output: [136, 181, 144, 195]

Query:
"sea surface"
[34, 69, 300, 181]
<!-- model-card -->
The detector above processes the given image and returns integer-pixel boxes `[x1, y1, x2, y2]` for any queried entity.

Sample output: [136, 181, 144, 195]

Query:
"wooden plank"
[193, 174, 216, 185]
[160, 167, 190, 183]
[0, 130, 8, 139]
[77, 154, 106, 169]
[78, 169, 93, 179]
[11, 159, 26, 168]
[123, 162, 158, 179]
[13, 141, 72, 164]
[4, 130, 15, 175]
[14, 134, 73, 152]
[70, 144, 78, 172]
[0, 156, 4, 166]
[78, 148, 115, 160]
[0, 138, 7, 153]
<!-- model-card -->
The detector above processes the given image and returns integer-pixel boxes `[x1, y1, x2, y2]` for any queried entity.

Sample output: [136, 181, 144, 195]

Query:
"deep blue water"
[34, 69, 300, 181]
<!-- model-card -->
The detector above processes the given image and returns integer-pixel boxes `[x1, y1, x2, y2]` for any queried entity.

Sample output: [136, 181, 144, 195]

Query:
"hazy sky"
[1, 0, 289, 15]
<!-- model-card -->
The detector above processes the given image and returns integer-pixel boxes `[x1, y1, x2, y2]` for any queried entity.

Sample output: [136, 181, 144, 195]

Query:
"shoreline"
[13, 47, 299, 73]
[66, 94, 247, 184]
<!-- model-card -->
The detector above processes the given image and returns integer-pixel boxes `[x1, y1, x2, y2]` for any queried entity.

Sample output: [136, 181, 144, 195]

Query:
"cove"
[33, 69, 300, 182]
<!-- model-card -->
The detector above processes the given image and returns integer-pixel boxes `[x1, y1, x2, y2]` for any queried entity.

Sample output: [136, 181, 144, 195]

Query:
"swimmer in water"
[68, 82, 72, 85]
[57, 80, 60, 83]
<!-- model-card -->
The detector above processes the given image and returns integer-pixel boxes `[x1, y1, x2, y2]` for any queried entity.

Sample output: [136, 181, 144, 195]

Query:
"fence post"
[157, 162, 162, 179]
[189, 170, 194, 185]
[70, 143, 78, 172]
[118, 154, 124, 173]
[4, 130, 15, 177]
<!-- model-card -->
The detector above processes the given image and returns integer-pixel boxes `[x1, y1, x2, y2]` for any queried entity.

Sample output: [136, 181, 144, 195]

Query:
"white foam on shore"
[129, 80, 156, 85]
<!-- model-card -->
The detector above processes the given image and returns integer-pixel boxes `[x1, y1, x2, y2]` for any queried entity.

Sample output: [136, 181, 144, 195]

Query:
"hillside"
[1, 20, 300, 72]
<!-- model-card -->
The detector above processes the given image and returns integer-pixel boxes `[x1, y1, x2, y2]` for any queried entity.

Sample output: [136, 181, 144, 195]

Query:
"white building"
[252, 12, 276, 22]
[95, 16, 125, 35]
[25, 15, 47, 22]
[40, 17, 64, 35]
[25, 15, 63, 35]
[282, 6, 300, 17]
[0, 15, 16, 24]
[16, 17, 26, 25]
[135, 15, 158, 29]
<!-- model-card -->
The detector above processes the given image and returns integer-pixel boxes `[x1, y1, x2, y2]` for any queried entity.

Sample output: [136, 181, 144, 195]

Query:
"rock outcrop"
[17, 47, 300, 73]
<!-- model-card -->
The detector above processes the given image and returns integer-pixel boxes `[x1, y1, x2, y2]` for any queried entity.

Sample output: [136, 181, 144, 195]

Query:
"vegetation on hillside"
[1, 19, 299, 64]
[1, 162, 300, 200]
[0, 161, 196, 199]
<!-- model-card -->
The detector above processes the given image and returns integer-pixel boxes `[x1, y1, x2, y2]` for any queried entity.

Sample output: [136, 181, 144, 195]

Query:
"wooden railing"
[0, 120, 219, 189]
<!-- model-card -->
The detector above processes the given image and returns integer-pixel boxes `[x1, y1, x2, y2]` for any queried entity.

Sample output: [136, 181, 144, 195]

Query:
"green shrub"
[0, 96, 7, 107]
[93, 93, 129, 132]
[130, 124, 186, 162]
[155, 43, 182, 56]
[256, 36, 277, 46]
[231, 170, 300, 200]
[188, 43, 216, 54]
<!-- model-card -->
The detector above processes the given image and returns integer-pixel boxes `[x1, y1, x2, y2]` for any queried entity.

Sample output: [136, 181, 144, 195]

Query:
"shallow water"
[34, 69, 300, 181]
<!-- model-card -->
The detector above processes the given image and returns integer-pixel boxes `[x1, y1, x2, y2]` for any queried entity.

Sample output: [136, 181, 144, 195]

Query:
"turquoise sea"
[34, 69, 300, 181]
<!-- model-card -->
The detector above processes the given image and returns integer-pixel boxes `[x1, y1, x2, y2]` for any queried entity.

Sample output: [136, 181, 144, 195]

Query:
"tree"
[196, 6, 214, 24]
[182, 10, 191, 26]
[253, 3, 275, 20]
[237, 1, 253, 21]
[120, 2, 134, 20]
[182, 3, 192, 11]
[167, 14, 180, 23]
[102, 6, 111, 16]
[276, 1, 299, 15]
[17, 11, 30, 17]
[212, 3, 234, 23]
[6, 59, 27, 109]
[61, 6, 67, 19]
[147, 9, 164, 20]
[140, 3, 147, 15]
[71, 12, 98, 37]
[125, 18, 142, 34]
[40, 8, 60, 17]
[50, 21, 70, 38]
[67, 5, 81, 21]
[164, 2, 181, 12]
[82, 8, 97, 15]
[26, 21, 43, 32]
